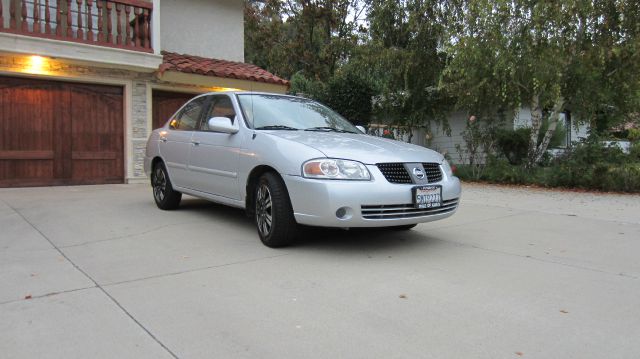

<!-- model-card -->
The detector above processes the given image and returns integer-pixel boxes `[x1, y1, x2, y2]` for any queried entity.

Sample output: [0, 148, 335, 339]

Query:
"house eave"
[157, 71, 288, 94]
[0, 32, 163, 72]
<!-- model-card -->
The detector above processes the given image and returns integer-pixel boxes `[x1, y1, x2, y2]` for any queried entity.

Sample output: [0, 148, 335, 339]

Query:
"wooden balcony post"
[86, 0, 93, 41]
[66, 0, 72, 37]
[56, 0, 62, 35]
[76, 0, 83, 38]
[21, 0, 28, 31]
[9, 0, 16, 29]
[124, 5, 131, 46]
[45, 0, 52, 34]
[133, 7, 140, 47]
[106, 1, 112, 43]
[143, 8, 149, 49]
[115, 3, 122, 45]
[96, 0, 103, 42]
[34, 0, 41, 34]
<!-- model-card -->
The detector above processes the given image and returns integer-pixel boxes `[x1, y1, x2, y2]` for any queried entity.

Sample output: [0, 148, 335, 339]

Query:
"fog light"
[335, 207, 353, 220]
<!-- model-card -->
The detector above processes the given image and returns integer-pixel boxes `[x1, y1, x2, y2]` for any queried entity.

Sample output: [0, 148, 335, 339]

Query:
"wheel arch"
[151, 156, 164, 170]
[245, 165, 288, 216]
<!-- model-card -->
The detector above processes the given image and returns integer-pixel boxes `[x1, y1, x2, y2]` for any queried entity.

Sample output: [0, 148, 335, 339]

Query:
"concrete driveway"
[1, 183, 639, 359]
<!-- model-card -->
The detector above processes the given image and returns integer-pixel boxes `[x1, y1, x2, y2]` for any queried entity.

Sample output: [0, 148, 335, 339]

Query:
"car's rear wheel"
[151, 162, 182, 210]
[255, 172, 297, 247]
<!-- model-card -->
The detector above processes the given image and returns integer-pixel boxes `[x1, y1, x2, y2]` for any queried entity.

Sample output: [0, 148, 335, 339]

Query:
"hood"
[267, 131, 443, 164]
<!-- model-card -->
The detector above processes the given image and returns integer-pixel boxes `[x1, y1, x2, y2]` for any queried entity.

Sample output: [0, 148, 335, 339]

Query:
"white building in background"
[370, 108, 590, 164]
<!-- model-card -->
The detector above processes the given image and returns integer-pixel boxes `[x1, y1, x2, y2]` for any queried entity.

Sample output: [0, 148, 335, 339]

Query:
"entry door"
[0, 76, 124, 187]
[189, 94, 243, 199]
[159, 96, 208, 190]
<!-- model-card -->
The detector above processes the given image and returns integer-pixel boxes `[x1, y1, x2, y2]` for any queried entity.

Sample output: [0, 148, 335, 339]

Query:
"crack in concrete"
[445, 239, 639, 280]
[462, 199, 640, 225]
[3, 200, 181, 359]
[428, 210, 534, 231]
[59, 220, 210, 249]
[103, 253, 292, 288]
[0, 285, 97, 306]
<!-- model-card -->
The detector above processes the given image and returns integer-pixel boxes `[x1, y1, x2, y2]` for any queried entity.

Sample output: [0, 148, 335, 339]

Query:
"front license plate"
[413, 185, 442, 209]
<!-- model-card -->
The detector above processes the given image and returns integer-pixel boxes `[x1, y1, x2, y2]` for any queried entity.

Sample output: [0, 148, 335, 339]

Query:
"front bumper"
[284, 165, 461, 228]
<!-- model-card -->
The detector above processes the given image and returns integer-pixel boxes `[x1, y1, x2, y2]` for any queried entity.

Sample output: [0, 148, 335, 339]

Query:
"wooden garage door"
[0, 76, 124, 187]
[152, 90, 198, 130]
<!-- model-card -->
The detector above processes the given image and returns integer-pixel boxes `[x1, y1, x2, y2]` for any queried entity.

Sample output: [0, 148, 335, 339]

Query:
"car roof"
[198, 91, 306, 100]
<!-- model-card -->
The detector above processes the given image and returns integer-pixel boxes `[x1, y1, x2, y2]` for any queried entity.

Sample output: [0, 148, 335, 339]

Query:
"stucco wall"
[160, 0, 244, 62]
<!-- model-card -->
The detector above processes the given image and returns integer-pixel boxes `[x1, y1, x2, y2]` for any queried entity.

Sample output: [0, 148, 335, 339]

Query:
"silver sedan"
[144, 92, 461, 247]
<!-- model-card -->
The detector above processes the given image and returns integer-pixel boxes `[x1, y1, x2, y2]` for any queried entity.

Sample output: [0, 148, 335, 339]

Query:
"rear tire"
[151, 162, 182, 210]
[254, 172, 297, 247]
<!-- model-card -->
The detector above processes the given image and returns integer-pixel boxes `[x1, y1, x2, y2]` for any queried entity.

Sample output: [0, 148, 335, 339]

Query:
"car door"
[188, 94, 243, 199]
[158, 96, 208, 190]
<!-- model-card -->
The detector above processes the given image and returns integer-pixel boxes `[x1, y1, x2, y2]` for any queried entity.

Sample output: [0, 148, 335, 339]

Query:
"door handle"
[159, 136, 167, 142]
[192, 141, 200, 146]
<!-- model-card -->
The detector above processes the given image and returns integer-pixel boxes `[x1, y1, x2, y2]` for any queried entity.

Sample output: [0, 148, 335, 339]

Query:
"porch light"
[25, 56, 48, 74]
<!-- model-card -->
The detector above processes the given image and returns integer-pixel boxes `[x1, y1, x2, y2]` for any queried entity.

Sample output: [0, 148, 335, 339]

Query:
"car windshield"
[237, 94, 360, 133]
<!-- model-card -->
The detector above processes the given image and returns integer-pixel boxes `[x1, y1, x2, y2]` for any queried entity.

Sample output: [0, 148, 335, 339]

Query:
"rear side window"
[170, 97, 207, 130]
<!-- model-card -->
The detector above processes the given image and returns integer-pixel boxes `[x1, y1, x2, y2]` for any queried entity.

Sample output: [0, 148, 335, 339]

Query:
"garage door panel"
[71, 160, 123, 183]
[0, 76, 124, 187]
[1, 80, 57, 153]
[69, 85, 124, 183]
[4, 159, 55, 182]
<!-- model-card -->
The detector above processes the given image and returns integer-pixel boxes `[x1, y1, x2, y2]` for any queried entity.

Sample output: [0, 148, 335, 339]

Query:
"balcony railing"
[0, 0, 153, 53]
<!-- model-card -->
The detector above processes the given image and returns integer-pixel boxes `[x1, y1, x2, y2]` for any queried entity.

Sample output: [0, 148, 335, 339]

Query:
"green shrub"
[495, 127, 530, 165]
[456, 139, 640, 193]
[628, 128, 640, 142]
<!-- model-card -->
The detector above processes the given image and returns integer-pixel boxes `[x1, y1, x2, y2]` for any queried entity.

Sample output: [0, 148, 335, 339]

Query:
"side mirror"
[207, 117, 238, 134]
[355, 125, 366, 134]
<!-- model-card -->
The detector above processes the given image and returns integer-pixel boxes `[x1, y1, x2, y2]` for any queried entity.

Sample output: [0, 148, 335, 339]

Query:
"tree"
[356, 0, 454, 133]
[443, 0, 640, 166]
[244, 0, 366, 81]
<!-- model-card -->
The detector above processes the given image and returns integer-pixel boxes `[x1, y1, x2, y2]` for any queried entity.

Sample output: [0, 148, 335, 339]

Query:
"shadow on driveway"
[177, 197, 437, 252]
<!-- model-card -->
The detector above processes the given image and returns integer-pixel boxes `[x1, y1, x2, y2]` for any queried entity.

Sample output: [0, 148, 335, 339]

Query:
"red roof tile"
[160, 51, 289, 87]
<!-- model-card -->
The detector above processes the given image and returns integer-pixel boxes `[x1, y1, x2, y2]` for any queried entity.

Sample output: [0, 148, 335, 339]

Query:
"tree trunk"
[527, 93, 543, 167]
[534, 99, 565, 163]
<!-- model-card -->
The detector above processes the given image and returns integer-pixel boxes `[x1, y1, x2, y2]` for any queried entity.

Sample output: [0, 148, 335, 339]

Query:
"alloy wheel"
[256, 184, 273, 237]
[153, 167, 166, 202]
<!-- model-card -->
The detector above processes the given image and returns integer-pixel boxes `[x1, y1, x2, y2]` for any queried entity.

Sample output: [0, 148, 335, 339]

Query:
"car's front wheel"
[151, 162, 182, 210]
[255, 172, 297, 247]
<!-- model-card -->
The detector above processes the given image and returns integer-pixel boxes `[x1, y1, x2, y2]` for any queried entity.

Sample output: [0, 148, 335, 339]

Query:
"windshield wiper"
[304, 126, 354, 133]
[254, 125, 299, 131]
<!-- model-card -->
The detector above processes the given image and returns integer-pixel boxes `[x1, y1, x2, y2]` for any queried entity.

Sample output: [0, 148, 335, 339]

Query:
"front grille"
[376, 162, 443, 184]
[361, 198, 459, 219]
[376, 163, 412, 184]
[422, 163, 443, 182]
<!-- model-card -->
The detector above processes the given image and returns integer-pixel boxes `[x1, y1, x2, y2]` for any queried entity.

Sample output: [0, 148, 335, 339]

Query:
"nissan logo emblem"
[413, 167, 425, 179]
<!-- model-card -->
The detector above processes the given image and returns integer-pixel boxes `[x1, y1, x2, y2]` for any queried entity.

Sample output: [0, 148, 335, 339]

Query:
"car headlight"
[441, 159, 453, 177]
[302, 159, 371, 180]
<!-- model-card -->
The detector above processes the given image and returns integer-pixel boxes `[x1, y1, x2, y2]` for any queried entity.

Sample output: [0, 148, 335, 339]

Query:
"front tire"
[151, 162, 182, 210]
[255, 172, 297, 247]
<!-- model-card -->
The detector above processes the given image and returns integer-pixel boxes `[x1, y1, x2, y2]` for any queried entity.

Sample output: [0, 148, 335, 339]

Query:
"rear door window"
[170, 97, 208, 130]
